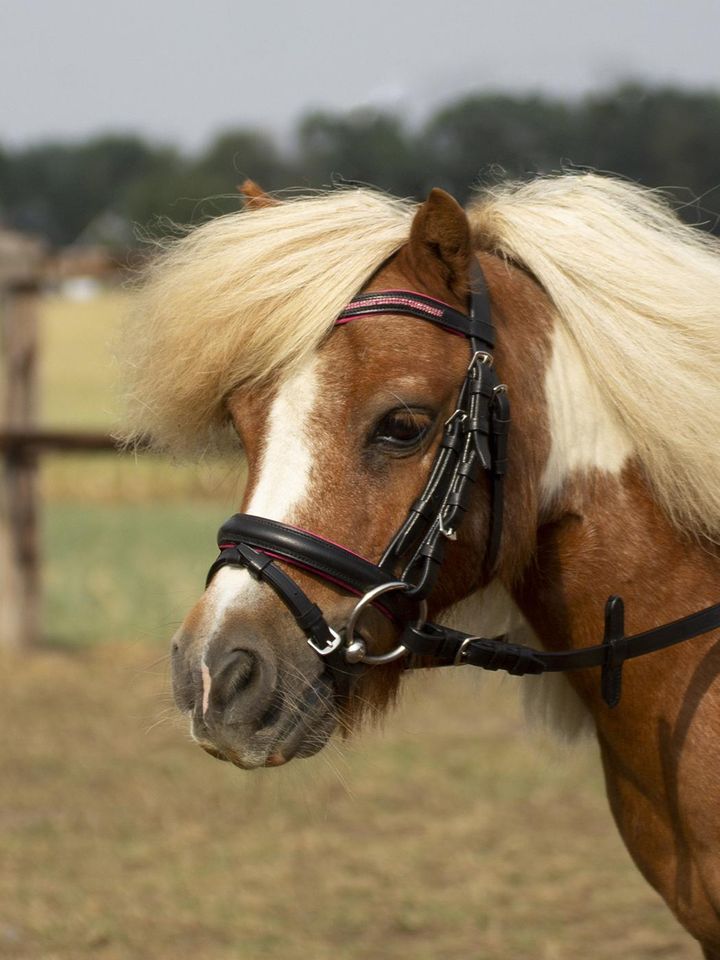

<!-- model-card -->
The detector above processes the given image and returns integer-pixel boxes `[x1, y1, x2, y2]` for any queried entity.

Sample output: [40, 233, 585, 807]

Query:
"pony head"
[122, 173, 720, 768]
[124, 185, 541, 767]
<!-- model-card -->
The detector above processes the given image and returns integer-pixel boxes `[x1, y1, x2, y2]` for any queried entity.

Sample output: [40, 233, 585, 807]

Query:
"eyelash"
[370, 409, 434, 452]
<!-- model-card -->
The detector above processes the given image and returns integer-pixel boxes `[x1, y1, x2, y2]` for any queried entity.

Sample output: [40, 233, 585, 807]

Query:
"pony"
[121, 173, 720, 955]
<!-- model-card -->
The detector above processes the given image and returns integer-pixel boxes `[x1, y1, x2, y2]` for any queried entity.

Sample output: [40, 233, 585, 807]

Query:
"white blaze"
[200, 659, 212, 715]
[200, 357, 320, 646]
[245, 356, 319, 520]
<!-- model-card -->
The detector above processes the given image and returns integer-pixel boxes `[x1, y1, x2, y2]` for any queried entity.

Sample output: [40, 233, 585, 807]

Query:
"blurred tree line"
[2, 82, 720, 247]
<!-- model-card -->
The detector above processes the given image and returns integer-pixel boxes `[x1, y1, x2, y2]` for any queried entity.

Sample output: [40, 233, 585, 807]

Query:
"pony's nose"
[210, 648, 256, 708]
[204, 645, 276, 727]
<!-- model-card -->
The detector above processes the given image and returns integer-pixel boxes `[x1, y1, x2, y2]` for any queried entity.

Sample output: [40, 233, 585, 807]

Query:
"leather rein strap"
[206, 261, 720, 707]
[401, 595, 720, 708]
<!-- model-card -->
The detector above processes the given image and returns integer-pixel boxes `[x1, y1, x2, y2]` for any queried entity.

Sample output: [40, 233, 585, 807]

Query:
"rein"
[206, 261, 720, 707]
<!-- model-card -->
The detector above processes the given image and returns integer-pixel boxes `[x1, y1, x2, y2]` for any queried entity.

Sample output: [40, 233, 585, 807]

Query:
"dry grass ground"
[1, 648, 695, 960]
[0, 293, 700, 958]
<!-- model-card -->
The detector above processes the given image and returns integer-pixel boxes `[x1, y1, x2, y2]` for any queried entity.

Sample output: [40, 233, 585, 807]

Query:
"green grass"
[44, 501, 229, 647]
[40, 293, 123, 427]
[37, 291, 242, 646]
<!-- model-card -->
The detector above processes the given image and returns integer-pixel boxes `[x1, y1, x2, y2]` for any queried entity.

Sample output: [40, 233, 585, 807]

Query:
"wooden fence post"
[0, 233, 44, 650]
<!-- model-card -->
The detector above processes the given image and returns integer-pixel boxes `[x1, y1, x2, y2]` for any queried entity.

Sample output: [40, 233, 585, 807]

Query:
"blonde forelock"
[120, 189, 415, 454]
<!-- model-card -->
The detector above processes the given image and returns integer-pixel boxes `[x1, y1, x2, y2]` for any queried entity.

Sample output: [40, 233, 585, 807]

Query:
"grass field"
[2, 293, 697, 958]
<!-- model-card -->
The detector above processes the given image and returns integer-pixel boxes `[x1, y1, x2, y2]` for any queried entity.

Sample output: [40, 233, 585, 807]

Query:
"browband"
[336, 289, 495, 344]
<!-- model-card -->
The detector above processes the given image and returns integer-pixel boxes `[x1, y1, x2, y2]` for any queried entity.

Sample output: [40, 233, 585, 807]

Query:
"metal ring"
[344, 581, 428, 666]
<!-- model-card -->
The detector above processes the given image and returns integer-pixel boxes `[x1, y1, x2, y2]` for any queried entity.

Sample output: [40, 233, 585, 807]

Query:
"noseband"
[206, 260, 720, 707]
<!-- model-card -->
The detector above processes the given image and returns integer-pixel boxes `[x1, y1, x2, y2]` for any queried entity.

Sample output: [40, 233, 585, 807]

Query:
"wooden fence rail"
[0, 429, 118, 454]
[1, 236, 122, 650]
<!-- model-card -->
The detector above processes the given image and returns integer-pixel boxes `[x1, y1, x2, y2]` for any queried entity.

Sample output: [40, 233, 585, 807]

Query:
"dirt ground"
[0, 643, 697, 960]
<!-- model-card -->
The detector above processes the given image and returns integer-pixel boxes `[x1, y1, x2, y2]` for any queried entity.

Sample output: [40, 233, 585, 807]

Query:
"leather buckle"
[307, 626, 344, 657]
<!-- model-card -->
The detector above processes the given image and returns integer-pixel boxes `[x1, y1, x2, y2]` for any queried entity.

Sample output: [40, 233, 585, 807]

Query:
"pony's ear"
[404, 188, 471, 299]
[237, 179, 280, 209]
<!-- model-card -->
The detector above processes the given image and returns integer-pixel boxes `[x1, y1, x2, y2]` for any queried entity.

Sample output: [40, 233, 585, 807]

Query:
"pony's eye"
[371, 409, 433, 452]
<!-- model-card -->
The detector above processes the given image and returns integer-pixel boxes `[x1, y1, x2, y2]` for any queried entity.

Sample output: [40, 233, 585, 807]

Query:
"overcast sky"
[3, 0, 720, 152]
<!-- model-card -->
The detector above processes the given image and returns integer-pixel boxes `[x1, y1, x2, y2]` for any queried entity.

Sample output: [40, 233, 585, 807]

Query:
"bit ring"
[344, 581, 428, 665]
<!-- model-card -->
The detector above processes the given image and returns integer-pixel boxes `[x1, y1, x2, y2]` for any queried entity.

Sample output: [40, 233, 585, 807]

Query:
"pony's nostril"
[199, 640, 278, 730]
[210, 648, 259, 711]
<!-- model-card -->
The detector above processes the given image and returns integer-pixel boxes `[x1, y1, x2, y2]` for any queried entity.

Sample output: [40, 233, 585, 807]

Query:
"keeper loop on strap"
[467, 318, 495, 345]
[235, 543, 274, 579]
[295, 602, 326, 633]
[419, 536, 446, 564]
[461, 638, 545, 675]
[601, 595, 627, 708]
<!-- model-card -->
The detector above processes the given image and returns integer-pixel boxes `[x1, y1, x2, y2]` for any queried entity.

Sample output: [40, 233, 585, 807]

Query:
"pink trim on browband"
[337, 290, 452, 318]
[347, 296, 444, 319]
[336, 310, 466, 337]
[335, 289, 467, 334]
[356, 289, 458, 310]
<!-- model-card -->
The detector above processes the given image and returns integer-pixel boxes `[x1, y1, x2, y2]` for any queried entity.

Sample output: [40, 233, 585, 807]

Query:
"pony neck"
[518, 460, 720, 717]
[493, 291, 720, 712]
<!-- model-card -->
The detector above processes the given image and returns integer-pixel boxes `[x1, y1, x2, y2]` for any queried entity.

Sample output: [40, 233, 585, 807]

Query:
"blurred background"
[2, 1, 718, 957]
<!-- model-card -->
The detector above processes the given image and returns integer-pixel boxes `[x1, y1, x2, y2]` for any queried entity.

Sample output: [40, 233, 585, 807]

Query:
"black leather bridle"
[206, 260, 720, 708]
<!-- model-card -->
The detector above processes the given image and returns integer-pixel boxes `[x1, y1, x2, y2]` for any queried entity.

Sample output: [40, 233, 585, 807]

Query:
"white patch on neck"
[438, 582, 592, 740]
[200, 659, 212, 715]
[438, 580, 527, 638]
[540, 323, 633, 506]
[246, 356, 319, 522]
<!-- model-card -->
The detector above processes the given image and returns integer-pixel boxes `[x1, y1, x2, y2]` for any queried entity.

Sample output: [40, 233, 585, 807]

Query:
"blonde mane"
[469, 174, 720, 542]
[121, 190, 415, 453]
[123, 173, 720, 542]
